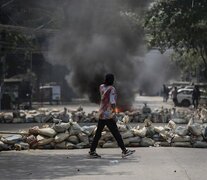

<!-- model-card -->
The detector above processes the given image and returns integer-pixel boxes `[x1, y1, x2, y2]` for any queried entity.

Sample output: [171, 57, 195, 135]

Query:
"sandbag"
[123, 139, 130, 146]
[165, 120, 176, 130]
[53, 122, 71, 133]
[0, 141, 10, 151]
[172, 135, 190, 142]
[154, 141, 170, 147]
[172, 118, 187, 124]
[193, 141, 207, 148]
[75, 142, 88, 149]
[53, 124, 66, 133]
[1, 135, 22, 145]
[171, 142, 192, 147]
[66, 142, 76, 149]
[175, 126, 188, 136]
[34, 113, 47, 123]
[102, 142, 118, 148]
[68, 135, 79, 144]
[191, 136, 204, 143]
[55, 141, 67, 149]
[13, 118, 25, 123]
[25, 114, 35, 123]
[51, 108, 60, 113]
[188, 123, 202, 136]
[19, 110, 26, 118]
[69, 122, 85, 135]
[130, 142, 140, 147]
[28, 110, 37, 114]
[153, 134, 162, 141]
[37, 135, 54, 146]
[77, 133, 89, 144]
[29, 126, 39, 135]
[131, 127, 147, 137]
[121, 115, 130, 124]
[38, 107, 49, 113]
[140, 137, 155, 147]
[55, 133, 70, 143]
[14, 142, 30, 150]
[59, 122, 71, 130]
[3, 112, 13, 123]
[38, 144, 54, 149]
[81, 125, 96, 136]
[101, 132, 113, 141]
[146, 126, 155, 138]
[98, 140, 105, 147]
[144, 119, 152, 127]
[38, 128, 57, 137]
[127, 136, 141, 143]
[117, 124, 128, 132]
[121, 131, 134, 139]
[26, 135, 37, 146]
[154, 126, 165, 133]
[159, 131, 174, 142]
[42, 114, 53, 123]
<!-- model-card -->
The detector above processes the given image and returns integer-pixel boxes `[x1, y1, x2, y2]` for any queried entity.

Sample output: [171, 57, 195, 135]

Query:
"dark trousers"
[173, 98, 178, 106]
[192, 98, 199, 108]
[90, 119, 126, 152]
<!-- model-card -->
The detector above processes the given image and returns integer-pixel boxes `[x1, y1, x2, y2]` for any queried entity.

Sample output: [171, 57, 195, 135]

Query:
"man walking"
[89, 73, 135, 158]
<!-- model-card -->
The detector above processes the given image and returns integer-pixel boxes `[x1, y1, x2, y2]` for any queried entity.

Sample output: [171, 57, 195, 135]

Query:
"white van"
[177, 88, 207, 107]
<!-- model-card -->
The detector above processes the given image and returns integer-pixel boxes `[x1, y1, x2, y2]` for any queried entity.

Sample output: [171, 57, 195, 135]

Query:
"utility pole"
[0, 30, 6, 111]
[0, 56, 5, 111]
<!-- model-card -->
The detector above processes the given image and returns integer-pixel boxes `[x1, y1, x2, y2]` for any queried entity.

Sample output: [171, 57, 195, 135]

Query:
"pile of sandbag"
[1, 115, 207, 151]
[0, 120, 95, 151]
[1, 105, 205, 124]
[0, 107, 78, 123]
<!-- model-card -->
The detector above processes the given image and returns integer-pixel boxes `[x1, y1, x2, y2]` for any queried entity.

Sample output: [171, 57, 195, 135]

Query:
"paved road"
[0, 147, 207, 180]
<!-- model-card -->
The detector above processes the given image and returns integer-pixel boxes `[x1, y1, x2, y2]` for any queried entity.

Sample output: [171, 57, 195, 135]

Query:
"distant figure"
[172, 86, 178, 107]
[142, 103, 151, 114]
[192, 85, 200, 109]
[163, 84, 169, 102]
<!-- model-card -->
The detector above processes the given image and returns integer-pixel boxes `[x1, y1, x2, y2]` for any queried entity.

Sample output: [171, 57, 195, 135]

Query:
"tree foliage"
[144, 0, 207, 80]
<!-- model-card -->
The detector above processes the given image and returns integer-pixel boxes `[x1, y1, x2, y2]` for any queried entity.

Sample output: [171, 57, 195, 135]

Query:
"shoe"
[122, 149, 135, 158]
[89, 151, 101, 158]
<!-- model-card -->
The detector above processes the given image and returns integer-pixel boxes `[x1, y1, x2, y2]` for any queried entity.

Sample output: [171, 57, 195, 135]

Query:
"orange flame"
[115, 108, 120, 113]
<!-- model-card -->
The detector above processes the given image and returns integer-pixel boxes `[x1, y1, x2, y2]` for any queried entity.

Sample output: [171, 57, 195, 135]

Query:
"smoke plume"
[46, 0, 150, 109]
[137, 50, 180, 95]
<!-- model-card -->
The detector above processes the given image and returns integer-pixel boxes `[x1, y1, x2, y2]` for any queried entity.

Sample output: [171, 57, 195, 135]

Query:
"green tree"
[144, 0, 207, 80]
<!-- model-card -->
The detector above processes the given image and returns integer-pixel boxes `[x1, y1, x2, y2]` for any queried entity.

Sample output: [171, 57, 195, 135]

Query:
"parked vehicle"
[40, 84, 61, 104]
[176, 88, 207, 107]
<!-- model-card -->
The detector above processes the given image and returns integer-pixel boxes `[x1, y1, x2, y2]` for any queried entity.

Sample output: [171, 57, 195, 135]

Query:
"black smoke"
[46, 0, 150, 109]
